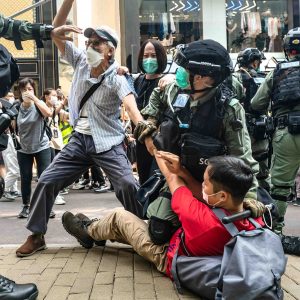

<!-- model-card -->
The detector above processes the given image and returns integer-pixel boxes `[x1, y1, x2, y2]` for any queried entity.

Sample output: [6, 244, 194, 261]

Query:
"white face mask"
[86, 47, 104, 68]
[50, 96, 58, 106]
[202, 188, 224, 207]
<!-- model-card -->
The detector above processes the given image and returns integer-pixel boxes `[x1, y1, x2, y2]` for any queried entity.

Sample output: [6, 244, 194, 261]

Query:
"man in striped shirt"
[16, 0, 145, 257]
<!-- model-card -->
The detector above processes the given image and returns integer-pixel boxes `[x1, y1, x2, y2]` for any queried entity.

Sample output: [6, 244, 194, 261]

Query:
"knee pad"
[148, 216, 177, 245]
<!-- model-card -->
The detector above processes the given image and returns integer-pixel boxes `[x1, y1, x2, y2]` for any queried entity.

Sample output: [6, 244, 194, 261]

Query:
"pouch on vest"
[152, 117, 181, 154]
[149, 216, 175, 245]
[136, 169, 166, 218]
[287, 111, 300, 135]
[180, 132, 227, 182]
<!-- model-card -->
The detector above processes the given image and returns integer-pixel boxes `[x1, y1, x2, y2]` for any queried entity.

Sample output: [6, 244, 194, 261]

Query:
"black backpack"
[0, 44, 20, 97]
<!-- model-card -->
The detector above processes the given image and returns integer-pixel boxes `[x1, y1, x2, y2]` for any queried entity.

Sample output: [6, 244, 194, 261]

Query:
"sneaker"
[18, 205, 29, 219]
[10, 191, 22, 198]
[94, 184, 110, 193]
[62, 211, 95, 249]
[1, 192, 17, 201]
[71, 183, 85, 190]
[281, 235, 300, 256]
[49, 210, 56, 219]
[89, 181, 100, 190]
[16, 234, 46, 257]
[75, 213, 106, 247]
[59, 188, 69, 195]
[293, 198, 300, 207]
[0, 275, 38, 299]
[54, 194, 66, 205]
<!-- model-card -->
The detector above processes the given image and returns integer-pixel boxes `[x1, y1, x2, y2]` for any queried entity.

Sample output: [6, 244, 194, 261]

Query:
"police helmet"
[173, 40, 233, 83]
[237, 48, 266, 67]
[0, 176, 4, 199]
[283, 27, 300, 56]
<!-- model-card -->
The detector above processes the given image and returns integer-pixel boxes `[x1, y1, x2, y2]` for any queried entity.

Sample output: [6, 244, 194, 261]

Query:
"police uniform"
[0, 14, 53, 49]
[142, 81, 259, 243]
[251, 63, 300, 234]
[235, 66, 270, 191]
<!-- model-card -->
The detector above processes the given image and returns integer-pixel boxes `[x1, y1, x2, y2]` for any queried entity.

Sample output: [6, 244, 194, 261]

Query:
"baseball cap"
[84, 26, 118, 48]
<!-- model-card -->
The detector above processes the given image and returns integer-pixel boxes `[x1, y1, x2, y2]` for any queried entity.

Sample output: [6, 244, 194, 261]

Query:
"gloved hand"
[243, 198, 266, 218]
[133, 118, 157, 143]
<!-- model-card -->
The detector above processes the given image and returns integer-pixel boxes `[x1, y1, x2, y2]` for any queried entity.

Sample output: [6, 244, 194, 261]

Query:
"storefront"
[120, 0, 300, 72]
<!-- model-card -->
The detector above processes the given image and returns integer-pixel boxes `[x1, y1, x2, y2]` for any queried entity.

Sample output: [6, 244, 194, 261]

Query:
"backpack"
[0, 44, 20, 97]
[171, 208, 287, 300]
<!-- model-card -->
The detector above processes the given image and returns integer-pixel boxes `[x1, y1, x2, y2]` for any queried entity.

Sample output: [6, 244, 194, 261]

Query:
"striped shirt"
[63, 41, 132, 153]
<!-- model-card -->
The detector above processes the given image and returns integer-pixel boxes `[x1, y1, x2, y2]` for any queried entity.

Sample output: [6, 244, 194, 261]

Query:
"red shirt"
[165, 186, 264, 278]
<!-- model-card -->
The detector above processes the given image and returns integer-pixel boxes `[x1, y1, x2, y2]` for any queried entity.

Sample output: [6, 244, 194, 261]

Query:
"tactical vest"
[153, 85, 231, 181]
[271, 61, 300, 110]
[239, 68, 264, 113]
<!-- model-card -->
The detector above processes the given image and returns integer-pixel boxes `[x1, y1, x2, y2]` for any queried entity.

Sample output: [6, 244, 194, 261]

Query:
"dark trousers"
[83, 166, 106, 185]
[26, 132, 142, 234]
[17, 148, 51, 205]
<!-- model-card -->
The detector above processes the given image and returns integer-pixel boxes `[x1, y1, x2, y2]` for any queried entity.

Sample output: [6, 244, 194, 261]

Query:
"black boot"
[281, 235, 300, 256]
[0, 275, 38, 300]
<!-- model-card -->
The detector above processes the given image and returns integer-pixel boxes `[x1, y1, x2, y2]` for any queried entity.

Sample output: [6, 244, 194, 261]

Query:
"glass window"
[226, 0, 289, 53]
[139, 0, 203, 49]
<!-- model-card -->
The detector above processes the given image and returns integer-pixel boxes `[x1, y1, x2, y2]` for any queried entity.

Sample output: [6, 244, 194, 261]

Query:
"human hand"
[243, 198, 266, 218]
[22, 91, 36, 103]
[145, 136, 156, 156]
[117, 66, 129, 75]
[156, 151, 183, 175]
[158, 74, 175, 90]
[51, 25, 82, 41]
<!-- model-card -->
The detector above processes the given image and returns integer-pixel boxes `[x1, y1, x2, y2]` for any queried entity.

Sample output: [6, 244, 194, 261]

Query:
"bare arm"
[123, 93, 144, 126]
[51, 0, 78, 55]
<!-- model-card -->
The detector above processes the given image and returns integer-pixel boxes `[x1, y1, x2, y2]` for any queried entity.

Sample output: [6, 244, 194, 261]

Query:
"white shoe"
[54, 194, 66, 205]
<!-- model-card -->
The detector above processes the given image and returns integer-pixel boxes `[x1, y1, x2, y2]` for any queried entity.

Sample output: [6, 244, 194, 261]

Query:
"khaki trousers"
[88, 209, 169, 273]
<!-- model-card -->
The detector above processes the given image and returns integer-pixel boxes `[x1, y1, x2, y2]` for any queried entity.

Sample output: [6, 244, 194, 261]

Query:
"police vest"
[272, 60, 300, 110]
[239, 68, 265, 113]
[153, 85, 231, 181]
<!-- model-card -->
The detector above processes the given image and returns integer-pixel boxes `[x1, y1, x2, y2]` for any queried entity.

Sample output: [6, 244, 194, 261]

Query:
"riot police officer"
[134, 39, 264, 244]
[235, 48, 271, 191]
[251, 28, 300, 255]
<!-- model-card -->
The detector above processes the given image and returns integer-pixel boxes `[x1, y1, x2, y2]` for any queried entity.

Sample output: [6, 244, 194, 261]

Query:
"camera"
[0, 98, 19, 135]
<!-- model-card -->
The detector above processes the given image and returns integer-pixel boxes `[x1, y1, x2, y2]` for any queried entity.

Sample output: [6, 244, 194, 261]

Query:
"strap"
[34, 104, 48, 138]
[32, 24, 44, 48]
[213, 208, 240, 237]
[79, 75, 106, 112]
[12, 20, 23, 50]
[0, 18, 10, 36]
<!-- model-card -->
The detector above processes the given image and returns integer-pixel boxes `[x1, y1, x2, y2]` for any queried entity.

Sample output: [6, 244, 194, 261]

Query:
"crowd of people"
[0, 0, 300, 298]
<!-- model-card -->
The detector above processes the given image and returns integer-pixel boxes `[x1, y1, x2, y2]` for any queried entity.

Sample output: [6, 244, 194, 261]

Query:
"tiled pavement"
[0, 242, 300, 300]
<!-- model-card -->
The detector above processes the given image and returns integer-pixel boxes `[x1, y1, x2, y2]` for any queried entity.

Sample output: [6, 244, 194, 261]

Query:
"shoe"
[49, 210, 56, 219]
[54, 194, 66, 205]
[71, 183, 85, 190]
[1, 192, 17, 202]
[16, 234, 46, 257]
[0, 275, 38, 300]
[293, 198, 300, 207]
[59, 188, 69, 195]
[281, 235, 300, 256]
[62, 211, 95, 249]
[75, 213, 106, 247]
[10, 191, 22, 198]
[89, 181, 100, 190]
[94, 184, 110, 193]
[18, 205, 29, 219]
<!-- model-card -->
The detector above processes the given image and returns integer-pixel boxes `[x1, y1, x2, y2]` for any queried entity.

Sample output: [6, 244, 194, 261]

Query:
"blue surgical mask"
[142, 58, 158, 74]
[176, 67, 190, 89]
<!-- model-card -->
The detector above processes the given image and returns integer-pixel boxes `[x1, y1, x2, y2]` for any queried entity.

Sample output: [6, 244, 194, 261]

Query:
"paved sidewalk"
[0, 243, 300, 300]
